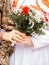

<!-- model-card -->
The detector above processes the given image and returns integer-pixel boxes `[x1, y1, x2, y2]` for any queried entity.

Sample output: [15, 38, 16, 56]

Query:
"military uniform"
[0, 0, 15, 65]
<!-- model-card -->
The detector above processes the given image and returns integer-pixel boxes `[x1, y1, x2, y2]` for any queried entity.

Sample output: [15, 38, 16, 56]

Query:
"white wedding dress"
[9, 0, 49, 65]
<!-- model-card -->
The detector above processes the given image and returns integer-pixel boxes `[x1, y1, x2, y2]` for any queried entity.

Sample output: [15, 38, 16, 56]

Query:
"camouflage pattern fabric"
[0, 0, 15, 65]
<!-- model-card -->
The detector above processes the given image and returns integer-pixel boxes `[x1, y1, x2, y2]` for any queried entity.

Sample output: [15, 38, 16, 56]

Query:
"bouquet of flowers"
[9, 6, 47, 36]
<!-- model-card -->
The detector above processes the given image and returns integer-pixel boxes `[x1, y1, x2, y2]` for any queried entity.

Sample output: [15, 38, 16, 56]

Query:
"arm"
[31, 30, 49, 48]
[23, 29, 49, 48]
[32, 13, 49, 48]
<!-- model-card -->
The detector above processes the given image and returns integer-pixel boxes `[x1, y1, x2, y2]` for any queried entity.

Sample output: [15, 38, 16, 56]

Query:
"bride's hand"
[22, 35, 34, 47]
[1, 30, 26, 43]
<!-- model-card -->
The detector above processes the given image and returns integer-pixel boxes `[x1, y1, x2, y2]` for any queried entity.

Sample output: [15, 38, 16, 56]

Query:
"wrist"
[28, 36, 34, 47]
[29, 40, 34, 47]
[1, 32, 7, 41]
[0, 29, 6, 41]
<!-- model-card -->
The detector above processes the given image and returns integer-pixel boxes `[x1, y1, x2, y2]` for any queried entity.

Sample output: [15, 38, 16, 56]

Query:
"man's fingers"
[13, 30, 27, 38]
[9, 39, 14, 43]
[13, 34, 25, 41]
[12, 36, 24, 44]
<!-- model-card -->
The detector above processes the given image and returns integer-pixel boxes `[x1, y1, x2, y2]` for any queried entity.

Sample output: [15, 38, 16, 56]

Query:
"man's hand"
[2, 30, 34, 46]
[2, 30, 25, 43]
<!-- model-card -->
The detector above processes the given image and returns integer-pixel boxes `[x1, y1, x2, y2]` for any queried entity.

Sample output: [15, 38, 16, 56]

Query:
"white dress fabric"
[9, 0, 49, 65]
[9, 29, 49, 65]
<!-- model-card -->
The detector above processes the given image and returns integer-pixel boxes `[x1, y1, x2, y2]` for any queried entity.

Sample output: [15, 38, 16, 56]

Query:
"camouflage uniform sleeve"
[0, 41, 9, 65]
[0, 0, 14, 65]
[0, 29, 13, 65]
[0, 29, 6, 40]
[1, 0, 15, 31]
[0, 29, 9, 65]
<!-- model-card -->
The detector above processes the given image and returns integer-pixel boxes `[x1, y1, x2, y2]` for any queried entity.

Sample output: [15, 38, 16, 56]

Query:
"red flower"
[22, 6, 29, 15]
[45, 17, 48, 22]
